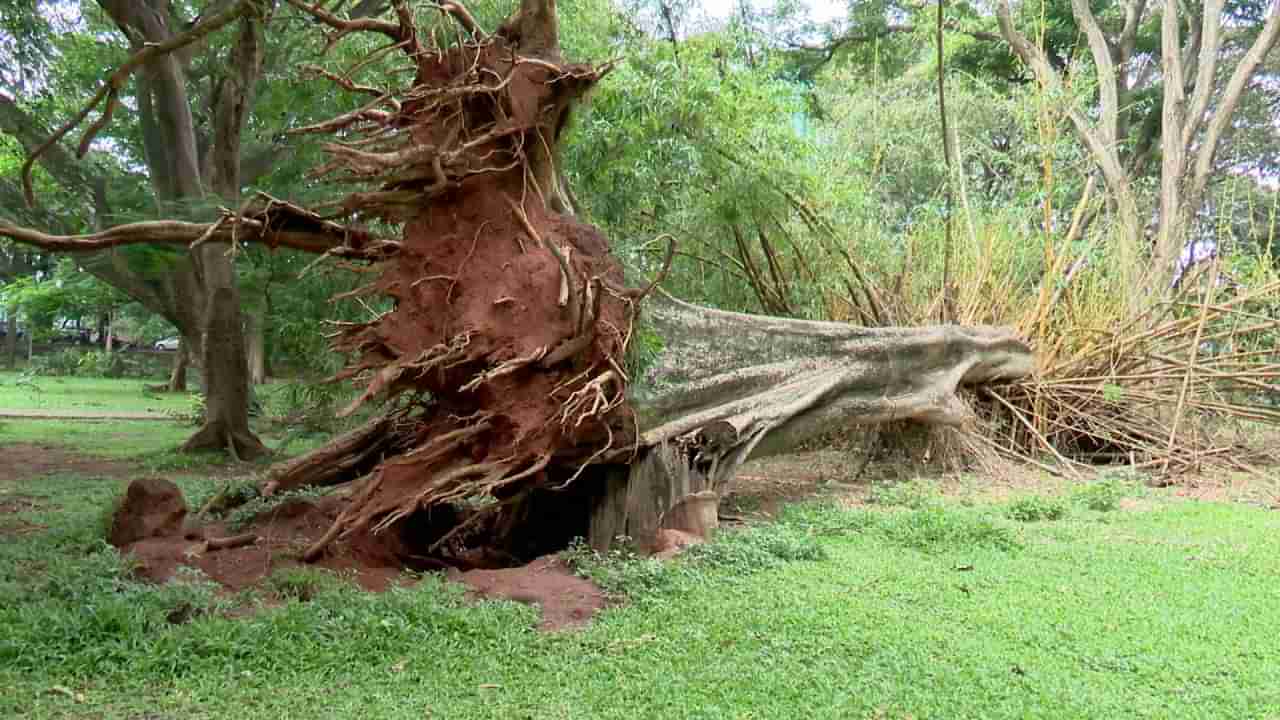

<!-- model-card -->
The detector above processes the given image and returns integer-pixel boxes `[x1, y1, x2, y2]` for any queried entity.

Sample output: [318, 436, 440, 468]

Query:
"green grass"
[2, 460, 1279, 719]
[0, 372, 197, 414]
[0, 419, 198, 457]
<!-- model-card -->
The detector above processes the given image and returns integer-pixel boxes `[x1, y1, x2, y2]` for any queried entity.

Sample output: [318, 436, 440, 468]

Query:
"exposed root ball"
[288, 25, 631, 561]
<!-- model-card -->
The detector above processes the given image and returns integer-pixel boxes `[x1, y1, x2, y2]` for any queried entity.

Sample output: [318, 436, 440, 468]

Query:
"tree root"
[181, 422, 269, 461]
[261, 413, 399, 496]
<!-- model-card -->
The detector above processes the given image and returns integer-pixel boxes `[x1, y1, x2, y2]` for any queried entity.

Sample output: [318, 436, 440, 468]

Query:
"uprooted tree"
[1, 0, 1032, 564]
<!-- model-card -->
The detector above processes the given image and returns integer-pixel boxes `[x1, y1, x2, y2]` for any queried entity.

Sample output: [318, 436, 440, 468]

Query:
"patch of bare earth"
[727, 450, 863, 518]
[0, 443, 135, 483]
[0, 494, 47, 537]
[111, 480, 608, 630]
[448, 556, 608, 631]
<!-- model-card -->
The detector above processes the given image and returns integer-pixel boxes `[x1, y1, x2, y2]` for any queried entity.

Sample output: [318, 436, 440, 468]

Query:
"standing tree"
[995, 0, 1280, 291]
[1, 0, 1032, 564]
[0, 0, 305, 456]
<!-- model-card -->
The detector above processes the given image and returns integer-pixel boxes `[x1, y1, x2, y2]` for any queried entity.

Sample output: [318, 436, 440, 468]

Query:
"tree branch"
[1157, 0, 1189, 262]
[995, 1, 1132, 207]
[0, 212, 385, 256]
[1070, 0, 1121, 148]
[1186, 0, 1280, 213]
[21, 0, 256, 206]
[284, 0, 406, 43]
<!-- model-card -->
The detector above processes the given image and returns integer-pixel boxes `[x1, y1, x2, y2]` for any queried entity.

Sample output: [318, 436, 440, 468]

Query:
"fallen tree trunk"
[581, 292, 1032, 551]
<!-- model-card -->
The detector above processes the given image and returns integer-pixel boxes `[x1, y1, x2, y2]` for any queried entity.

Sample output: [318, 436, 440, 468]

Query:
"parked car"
[154, 336, 181, 351]
[0, 326, 24, 339]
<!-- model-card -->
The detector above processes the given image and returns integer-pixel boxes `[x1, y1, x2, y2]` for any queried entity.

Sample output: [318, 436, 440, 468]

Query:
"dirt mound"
[450, 556, 607, 631]
[108, 478, 192, 546]
[0, 443, 134, 484]
[116, 493, 407, 591]
[112, 485, 608, 628]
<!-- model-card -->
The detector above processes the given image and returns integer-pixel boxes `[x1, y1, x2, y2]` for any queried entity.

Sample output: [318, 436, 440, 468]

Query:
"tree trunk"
[96, 312, 108, 348]
[168, 342, 189, 392]
[584, 292, 1031, 550]
[3, 307, 16, 367]
[95, 0, 266, 457]
[180, 244, 267, 460]
[245, 312, 267, 385]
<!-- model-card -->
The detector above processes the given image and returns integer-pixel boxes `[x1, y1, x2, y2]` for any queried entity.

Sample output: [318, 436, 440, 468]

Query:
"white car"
[154, 336, 181, 351]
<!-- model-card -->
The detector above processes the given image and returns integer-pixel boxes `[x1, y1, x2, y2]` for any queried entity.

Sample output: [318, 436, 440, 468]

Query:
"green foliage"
[623, 319, 665, 391]
[265, 567, 345, 602]
[25, 349, 82, 377]
[165, 392, 207, 427]
[867, 478, 940, 509]
[1074, 474, 1138, 513]
[875, 506, 1022, 553]
[1005, 495, 1070, 522]
[192, 476, 262, 517]
[564, 523, 827, 597]
[779, 500, 1021, 553]
[262, 379, 356, 432]
[23, 348, 167, 380]
[685, 523, 828, 567]
[224, 487, 330, 533]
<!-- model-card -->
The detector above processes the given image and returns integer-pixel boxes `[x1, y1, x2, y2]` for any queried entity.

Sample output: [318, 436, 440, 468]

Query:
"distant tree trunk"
[168, 343, 189, 392]
[97, 312, 109, 348]
[182, 281, 260, 459]
[245, 312, 267, 384]
[105, 311, 114, 352]
[996, 0, 1280, 295]
[95, 0, 267, 458]
[3, 307, 16, 367]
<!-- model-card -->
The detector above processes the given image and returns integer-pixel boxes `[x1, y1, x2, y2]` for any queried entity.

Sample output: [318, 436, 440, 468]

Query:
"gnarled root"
[261, 413, 406, 496]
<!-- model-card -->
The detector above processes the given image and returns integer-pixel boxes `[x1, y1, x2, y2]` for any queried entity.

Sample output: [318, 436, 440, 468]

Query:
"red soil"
[110, 480, 607, 630]
[0, 443, 134, 484]
[449, 555, 608, 631]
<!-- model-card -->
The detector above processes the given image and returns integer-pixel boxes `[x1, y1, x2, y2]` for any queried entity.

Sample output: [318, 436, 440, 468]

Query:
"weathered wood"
[588, 466, 628, 552]
[584, 291, 1034, 553]
[261, 413, 398, 496]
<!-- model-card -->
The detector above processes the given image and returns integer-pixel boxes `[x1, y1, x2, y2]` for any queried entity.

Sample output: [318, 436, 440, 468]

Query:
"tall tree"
[996, 0, 1280, 290]
[1, 0, 280, 456]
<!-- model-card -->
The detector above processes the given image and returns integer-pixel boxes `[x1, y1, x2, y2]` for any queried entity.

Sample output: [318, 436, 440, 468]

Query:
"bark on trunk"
[3, 308, 16, 367]
[585, 292, 1032, 550]
[180, 245, 267, 460]
[245, 312, 267, 385]
[168, 342, 189, 392]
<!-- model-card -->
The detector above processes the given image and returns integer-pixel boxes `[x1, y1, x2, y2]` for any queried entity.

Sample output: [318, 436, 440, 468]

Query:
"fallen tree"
[3, 0, 1033, 566]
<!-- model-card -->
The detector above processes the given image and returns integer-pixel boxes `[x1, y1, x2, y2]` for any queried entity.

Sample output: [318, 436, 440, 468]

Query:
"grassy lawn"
[0, 375, 339, 464]
[2, 452, 1279, 719]
[0, 372, 197, 414]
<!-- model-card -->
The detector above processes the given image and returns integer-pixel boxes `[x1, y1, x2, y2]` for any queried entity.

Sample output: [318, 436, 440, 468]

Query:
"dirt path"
[0, 408, 172, 420]
[0, 443, 137, 484]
